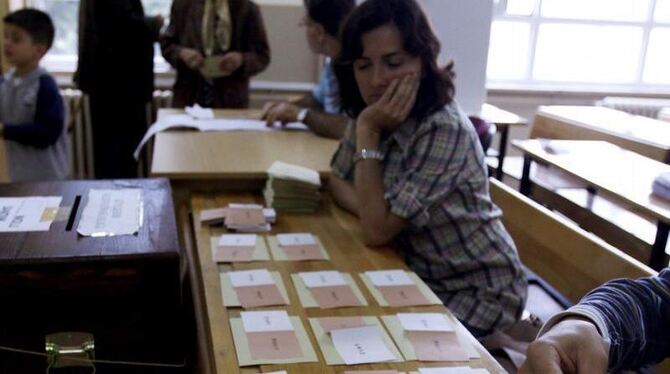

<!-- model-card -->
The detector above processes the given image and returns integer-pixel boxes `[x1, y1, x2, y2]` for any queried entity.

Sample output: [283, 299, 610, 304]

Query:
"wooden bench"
[487, 106, 664, 264]
[489, 177, 655, 303]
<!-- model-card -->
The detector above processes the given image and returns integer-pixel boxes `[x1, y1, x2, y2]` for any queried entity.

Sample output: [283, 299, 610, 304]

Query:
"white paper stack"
[264, 161, 322, 213]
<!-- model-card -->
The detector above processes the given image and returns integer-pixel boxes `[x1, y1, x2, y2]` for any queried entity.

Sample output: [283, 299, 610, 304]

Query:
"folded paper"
[291, 273, 367, 309]
[359, 271, 442, 307]
[268, 235, 330, 261]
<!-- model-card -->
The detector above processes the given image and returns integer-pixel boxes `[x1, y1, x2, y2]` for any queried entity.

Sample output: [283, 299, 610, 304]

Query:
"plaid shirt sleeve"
[384, 116, 478, 228]
[330, 120, 356, 181]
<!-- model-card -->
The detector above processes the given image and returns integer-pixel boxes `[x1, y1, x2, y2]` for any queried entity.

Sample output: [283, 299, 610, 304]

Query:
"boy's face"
[3, 23, 46, 67]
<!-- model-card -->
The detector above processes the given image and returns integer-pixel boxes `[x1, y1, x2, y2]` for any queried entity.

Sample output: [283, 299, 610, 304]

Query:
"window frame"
[488, 0, 670, 93]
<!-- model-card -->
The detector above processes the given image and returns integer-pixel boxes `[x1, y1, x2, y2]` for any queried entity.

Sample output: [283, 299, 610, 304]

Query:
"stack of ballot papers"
[220, 203, 276, 232]
[264, 161, 322, 213]
[200, 204, 276, 226]
[653, 171, 670, 200]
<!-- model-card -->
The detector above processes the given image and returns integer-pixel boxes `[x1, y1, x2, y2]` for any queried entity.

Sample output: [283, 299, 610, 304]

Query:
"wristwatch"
[353, 148, 384, 163]
[296, 108, 309, 123]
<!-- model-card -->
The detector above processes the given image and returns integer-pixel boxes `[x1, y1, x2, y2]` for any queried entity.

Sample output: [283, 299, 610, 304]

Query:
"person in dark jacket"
[75, 0, 162, 178]
[160, 0, 270, 108]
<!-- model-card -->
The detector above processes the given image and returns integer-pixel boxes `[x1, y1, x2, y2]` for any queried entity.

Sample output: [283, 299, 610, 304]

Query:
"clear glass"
[643, 28, 670, 84]
[533, 23, 642, 83]
[487, 21, 531, 80]
[506, 0, 536, 16]
[31, 0, 80, 56]
[654, 0, 670, 22]
[541, 0, 650, 22]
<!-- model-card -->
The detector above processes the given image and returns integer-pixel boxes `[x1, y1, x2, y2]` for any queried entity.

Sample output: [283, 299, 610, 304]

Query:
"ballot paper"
[200, 55, 230, 79]
[241, 310, 293, 333]
[331, 325, 397, 365]
[133, 114, 308, 160]
[397, 313, 455, 333]
[0, 196, 62, 232]
[277, 233, 317, 246]
[299, 271, 347, 288]
[215, 234, 258, 262]
[267, 161, 321, 187]
[76, 189, 142, 237]
[365, 270, 415, 287]
[228, 269, 275, 288]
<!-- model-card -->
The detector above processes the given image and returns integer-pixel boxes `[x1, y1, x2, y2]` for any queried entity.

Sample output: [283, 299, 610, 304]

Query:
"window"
[487, 0, 670, 92]
[26, 0, 172, 73]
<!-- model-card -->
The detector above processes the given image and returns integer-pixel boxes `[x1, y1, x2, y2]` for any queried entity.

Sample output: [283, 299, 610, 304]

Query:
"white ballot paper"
[77, 189, 142, 237]
[277, 233, 316, 246]
[299, 271, 347, 288]
[267, 161, 321, 187]
[397, 313, 455, 332]
[241, 310, 293, 333]
[365, 270, 415, 287]
[0, 196, 62, 232]
[228, 269, 275, 288]
[219, 234, 257, 247]
[331, 325, 396, 365]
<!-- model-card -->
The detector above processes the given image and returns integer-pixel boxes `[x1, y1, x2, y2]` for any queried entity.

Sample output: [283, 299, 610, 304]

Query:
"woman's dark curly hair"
[334, 0, 455, 121]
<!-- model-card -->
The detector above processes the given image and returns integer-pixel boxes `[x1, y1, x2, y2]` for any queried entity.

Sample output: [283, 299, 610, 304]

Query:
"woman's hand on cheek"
[357, 73, 420, 134]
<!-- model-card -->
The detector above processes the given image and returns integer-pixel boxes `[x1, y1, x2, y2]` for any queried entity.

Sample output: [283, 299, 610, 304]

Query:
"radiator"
[596, 96, 670, 119]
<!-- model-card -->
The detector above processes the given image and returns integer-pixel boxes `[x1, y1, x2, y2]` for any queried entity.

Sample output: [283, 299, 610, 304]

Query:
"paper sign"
[310, 286, 363, 309]
[76, 189, 142, 237]
[379, 285, 431, 307]
[241, 311, 293, 333]
[228, 269, 275, 287]
[398, 313, 454, 332]
[225, 207, 266, 226]
[318, 317, 367, 333]
[407, 331, 468, 361]
[236, 284, 287, 308]
[299, 271, 347, 288]
[331, 325, 396, 365]
[366, 270, 415, 287]
[277, 233, 316, 246]
[0, 196, 62, 232]
[247, 330, 303, 360]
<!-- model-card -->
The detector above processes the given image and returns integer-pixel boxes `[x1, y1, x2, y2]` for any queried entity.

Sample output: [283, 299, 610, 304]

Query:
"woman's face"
[353, 24, 422, 106]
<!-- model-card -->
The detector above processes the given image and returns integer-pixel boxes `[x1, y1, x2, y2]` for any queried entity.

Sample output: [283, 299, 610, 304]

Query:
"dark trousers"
[89, 93, 148, 179]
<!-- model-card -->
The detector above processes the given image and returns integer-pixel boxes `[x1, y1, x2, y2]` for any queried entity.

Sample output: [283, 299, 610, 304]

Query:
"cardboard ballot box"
[0, 178, 182, 373]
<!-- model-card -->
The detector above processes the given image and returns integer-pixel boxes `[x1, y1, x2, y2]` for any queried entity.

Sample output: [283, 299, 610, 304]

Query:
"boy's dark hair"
[304, 0, 356, 37]
[4, 8, 55, 50]
[334, 0, 455, 121]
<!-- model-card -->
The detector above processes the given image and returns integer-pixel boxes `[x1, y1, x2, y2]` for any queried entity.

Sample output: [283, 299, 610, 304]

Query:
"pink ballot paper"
[215, 234, 256, 262]
[318, 316, 367, 333]
[228, 269, 287, 308]
[241, 311, 303, 360]
[299, 271, 362, 308]
[225, 206, 265, 226]
[399, 313, 467, 361]
[277, 233, 324, 260]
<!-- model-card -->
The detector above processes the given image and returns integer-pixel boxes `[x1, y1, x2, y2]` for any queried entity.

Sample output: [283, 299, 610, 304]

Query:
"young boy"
[0, 9, 68, 182]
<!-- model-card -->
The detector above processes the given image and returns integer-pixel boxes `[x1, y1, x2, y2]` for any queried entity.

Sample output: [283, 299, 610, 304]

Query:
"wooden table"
[513, 139, 670, 270]
[0, 178, 182, 373]
[479, 103, 528, 180]
[533, 106, 670, 163]
[150, 109, 339, 191]
[186, 192, 505, 374]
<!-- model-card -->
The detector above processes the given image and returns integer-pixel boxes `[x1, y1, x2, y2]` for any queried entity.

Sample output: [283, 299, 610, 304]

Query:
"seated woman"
[329, 0, 527, 337]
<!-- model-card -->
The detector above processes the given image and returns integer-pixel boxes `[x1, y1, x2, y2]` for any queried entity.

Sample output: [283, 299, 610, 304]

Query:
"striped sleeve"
[542, 269, 670, 371]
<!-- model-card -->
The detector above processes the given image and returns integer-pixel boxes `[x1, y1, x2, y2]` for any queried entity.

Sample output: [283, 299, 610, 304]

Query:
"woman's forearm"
[329, 176, 359, 216]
